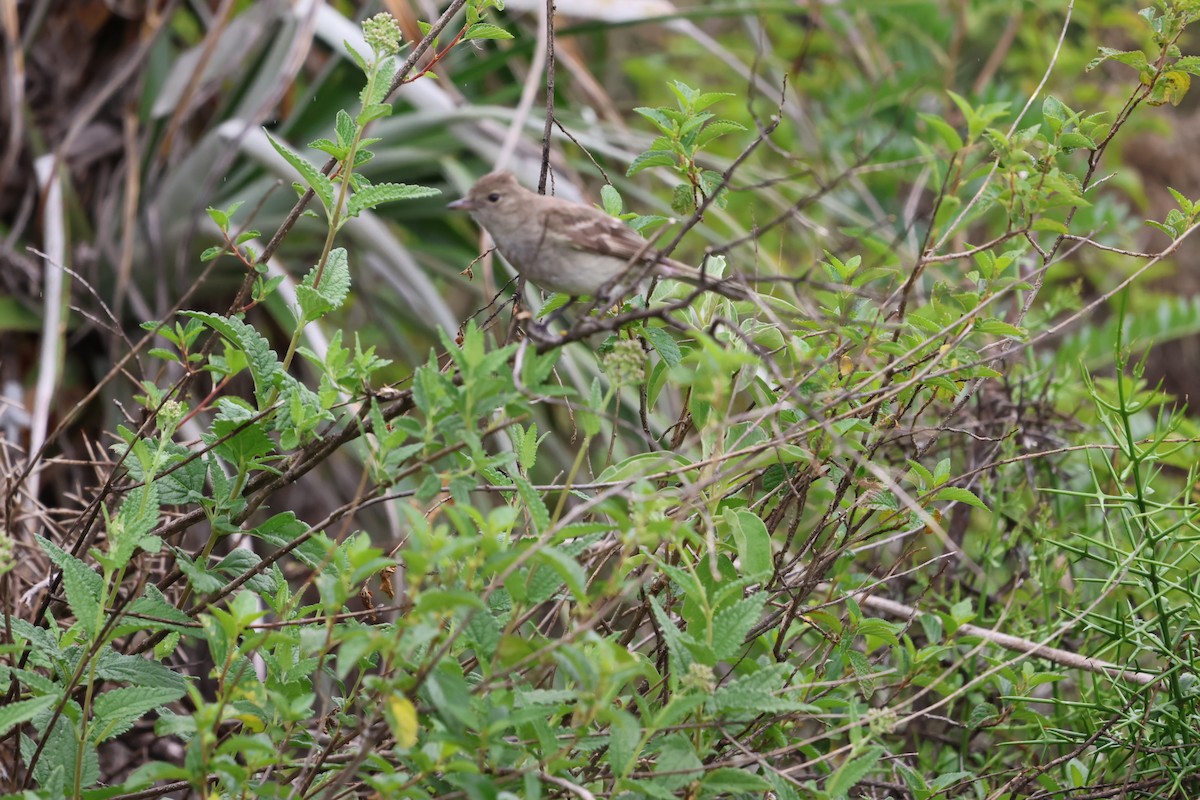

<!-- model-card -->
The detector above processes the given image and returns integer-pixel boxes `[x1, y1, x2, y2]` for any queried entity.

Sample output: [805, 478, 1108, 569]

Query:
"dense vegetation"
[5, 1, 1200, 797]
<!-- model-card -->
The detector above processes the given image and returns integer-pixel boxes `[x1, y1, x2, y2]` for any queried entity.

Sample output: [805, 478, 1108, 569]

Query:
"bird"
[446, 170, 749, 304]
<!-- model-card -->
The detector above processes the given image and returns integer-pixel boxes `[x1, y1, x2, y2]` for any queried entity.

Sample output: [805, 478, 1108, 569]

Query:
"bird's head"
[447, 171, 526, 227]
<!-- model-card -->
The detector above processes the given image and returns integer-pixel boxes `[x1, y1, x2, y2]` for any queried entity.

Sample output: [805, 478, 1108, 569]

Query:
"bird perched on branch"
[447, 171, 749, 303]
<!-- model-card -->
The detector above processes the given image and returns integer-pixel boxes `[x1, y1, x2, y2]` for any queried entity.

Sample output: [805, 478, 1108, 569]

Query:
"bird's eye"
[487, 193, 501, 202]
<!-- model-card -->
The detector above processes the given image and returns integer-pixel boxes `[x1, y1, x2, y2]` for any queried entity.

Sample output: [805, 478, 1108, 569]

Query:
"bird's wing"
[543, 206, 647, 258]
[539, 199, 750, 300]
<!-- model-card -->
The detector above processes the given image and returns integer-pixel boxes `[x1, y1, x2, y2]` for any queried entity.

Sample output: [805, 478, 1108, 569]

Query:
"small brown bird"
[447, 171, 748, 302]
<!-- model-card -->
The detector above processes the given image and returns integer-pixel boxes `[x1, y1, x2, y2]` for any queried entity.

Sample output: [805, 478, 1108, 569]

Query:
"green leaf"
[1085, 46, 1149, 74]
[464, 22, 513, 40]
[633, 106, 678, 135]
[175, 549, 225, 594]
[605, 707, 642, 779]
[1041, 95, 1067, 133]
[206, 399, 276, 469]
[118, 586, 197, 636]
[827, 745, 886, 799]
[653, 733, 703, 791]
[642, 325, 682, 367]
[711, 592, 766, 661]
[532, 546, 588, 605]
[91, 686, 186, 743]
[973, 318, 1027, 339]
[694, 119, 747, 149]
[934, 485, 989, 510]
[600, 184, 623, 216]
[693, 90, 735, 111]
[264, 130, 334, 212]
[297, 247, 352, 322]
[95, 649, 186, 692]
[37, 535, 103, 638]
[700, 768, 770, 794]
[464, 608, 501, 658]
[918, 112, 963, 151]
[671, 183, 695, 214]
[347, 182, 441, 218]
[308, 137, 347, 160]
[181, 311, 283, 407]
[335, 108, 356, 149]
[967, 701, 999, 729]
[1059, 131, 1096, 150]
[512, 474, 550, 533]
[650, 595, 695, 672]
[0, 695, 57, 737]
[105, 482, 161, 568]
[627, 150, 677, 176]
[357, 102, 393, 125]
[723, 509, 773, 581]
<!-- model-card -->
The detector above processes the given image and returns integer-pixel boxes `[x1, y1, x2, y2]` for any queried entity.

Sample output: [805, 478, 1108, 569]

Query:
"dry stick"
[847, 587, 1158, 685]
[537, 0, 557, 194]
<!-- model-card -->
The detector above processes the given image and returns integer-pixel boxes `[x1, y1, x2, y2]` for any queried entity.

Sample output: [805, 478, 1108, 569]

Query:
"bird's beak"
[447, 197, 476, 211]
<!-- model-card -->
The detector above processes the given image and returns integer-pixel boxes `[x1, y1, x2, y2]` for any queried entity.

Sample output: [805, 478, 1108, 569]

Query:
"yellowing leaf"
[385, 694, 419, 748]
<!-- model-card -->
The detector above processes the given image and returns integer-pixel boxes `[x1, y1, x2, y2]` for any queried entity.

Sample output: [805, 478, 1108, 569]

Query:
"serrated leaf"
[532, 546, 588, 605]
[0, 695, 58, 738]
[206, 207, 229, 230]
[694, 119, 747, 149]
[1041, 95, 1067, 133]
[605, 707, 642, 779]
[967, 701, 999, 729]
[118, 587, 197, 636]
[335, 108, 356, 149]
[1059, 132, 1096, 150]
[627, 150, 677, 176]
[106, 482, 161, 567]
[464, 22, 513, 40]
[357, 103, 393, 125]
[297, 247, 352, 322]
[649, 596, 694, 672]
[95, 650, 186, 692]
[308, 137, 346, 160]
[264, 130, 334, 211]
[827, 745, 886, 799]
[711, 592, 766, 661]
[206, 399, 275, 468]
[633, 106, 677, 135]
[346, 182, 441, 218]
[91, 686, 185, 743]
[512, 474, 550, 532]
[846, 649, 876, 698]
[180, 311, 283, 407]
[175, 549, 225, 594]
[37, 535, 103, 638]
